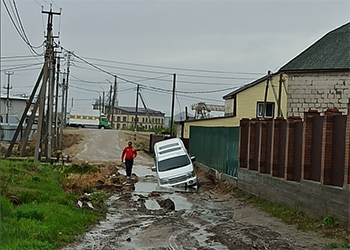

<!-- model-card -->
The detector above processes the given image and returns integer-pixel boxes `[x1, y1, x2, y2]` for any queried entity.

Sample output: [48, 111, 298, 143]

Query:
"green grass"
[238, 192, 350, 248]
[0, 159, 102, 250]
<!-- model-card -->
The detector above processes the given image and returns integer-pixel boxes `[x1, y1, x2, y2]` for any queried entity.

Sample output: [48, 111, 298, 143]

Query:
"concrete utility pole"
[4, 71, 14, 123]
[170, 74, 176, 136]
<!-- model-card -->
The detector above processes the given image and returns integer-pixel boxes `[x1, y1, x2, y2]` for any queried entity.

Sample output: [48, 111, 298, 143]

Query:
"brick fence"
[238, 108, 350, 226]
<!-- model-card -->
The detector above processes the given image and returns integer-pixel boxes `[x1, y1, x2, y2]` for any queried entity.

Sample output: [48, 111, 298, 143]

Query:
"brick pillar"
[286, 116, 303, 181]
[302, 110, 320, 180]
[239, 119, 250, 168]
[321, 108, 342, 185]
[344, 104, 350, 185]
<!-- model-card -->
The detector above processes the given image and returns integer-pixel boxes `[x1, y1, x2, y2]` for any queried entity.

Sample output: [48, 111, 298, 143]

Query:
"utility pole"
[4, 71, 14, 123]
[34, 6, 61, 163]
[54, 50, 61, 150]
[170, 74, 176, 137]
[6, 68, 44, 158]
[59, 75, 66, 149]
[277, 73, 283, 117]
[64, 51, 71, 125]
[134, 85, 140, 131]
[110, 75, 117, 129]
[262, 70, 271, 119]
[102, 91, 105, 114]
[107, 84, 112, 121]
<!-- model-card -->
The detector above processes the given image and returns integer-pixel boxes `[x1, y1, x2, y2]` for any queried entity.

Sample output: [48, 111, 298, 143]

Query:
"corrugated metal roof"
[116, 106, 165, 115]
[279, 22, 350, 72]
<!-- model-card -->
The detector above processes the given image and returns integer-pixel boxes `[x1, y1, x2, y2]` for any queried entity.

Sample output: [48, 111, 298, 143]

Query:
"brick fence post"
[344, 104, 350, 185]
[321, 108, 342, 185]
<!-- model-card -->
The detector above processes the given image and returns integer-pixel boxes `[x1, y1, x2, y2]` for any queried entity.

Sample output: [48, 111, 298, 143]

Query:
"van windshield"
[158, 155, 191, 172]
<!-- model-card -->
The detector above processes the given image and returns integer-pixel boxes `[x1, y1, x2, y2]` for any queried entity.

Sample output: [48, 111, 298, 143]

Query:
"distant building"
[0, 95, 29, 123]
[98, 105, 165, 130]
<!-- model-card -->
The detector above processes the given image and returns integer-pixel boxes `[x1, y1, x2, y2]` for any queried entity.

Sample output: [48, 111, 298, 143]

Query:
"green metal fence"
[189, 126, 239, 177]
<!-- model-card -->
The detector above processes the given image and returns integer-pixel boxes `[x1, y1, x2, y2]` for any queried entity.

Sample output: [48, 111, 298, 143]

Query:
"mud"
[61, 128, 331, 250]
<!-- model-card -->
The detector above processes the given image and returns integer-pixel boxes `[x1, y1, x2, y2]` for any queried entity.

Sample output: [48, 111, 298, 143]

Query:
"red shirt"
[121, 146, 137, 161]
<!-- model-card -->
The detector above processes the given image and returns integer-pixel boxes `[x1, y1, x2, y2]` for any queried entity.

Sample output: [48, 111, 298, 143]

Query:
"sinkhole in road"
[119, 165, 196, 211]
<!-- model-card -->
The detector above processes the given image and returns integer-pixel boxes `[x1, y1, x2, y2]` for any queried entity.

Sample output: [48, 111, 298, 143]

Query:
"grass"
[0, 159, 105, 250]
[231, 188, 350, 248]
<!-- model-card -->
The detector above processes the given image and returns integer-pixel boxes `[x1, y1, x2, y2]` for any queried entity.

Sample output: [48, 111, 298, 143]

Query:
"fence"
[239, 108, 350, 225]
[189, 126, 239, 177]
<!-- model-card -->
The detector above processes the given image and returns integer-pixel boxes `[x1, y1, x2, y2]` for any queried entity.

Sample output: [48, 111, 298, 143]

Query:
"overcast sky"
[1, 0, 350, 116]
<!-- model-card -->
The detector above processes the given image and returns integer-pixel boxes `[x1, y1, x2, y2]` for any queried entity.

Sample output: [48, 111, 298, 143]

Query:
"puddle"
[145, 199, 161, 210]
[162, 193, 194, 211]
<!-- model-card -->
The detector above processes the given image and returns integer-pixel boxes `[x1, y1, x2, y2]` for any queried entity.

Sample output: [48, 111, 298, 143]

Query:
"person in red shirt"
[121, 141, 137, 179]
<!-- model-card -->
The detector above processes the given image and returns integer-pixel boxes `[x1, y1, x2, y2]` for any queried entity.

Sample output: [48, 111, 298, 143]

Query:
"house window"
[123, 116, 126, 122]
[257, 102, 275, 118]
[117, 116, 120, 122]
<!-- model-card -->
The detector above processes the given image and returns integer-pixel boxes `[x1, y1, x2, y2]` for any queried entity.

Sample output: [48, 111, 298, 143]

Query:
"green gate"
[189, 126, 239, 177]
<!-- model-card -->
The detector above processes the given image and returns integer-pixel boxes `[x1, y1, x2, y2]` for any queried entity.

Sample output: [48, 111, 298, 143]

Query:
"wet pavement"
[62, 164, 330, 250]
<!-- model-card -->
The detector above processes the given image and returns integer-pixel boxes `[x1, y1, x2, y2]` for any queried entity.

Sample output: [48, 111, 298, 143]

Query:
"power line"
[84, 56, 264, 75]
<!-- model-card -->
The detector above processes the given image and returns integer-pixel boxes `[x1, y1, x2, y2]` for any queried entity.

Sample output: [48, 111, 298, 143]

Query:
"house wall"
[236, 74, 288, 118]
[182, 74, 288, 139]
[287, 72, 350, 117]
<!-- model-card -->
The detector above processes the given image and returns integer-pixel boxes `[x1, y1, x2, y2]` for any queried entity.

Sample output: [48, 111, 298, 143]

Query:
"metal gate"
[189, 126, 239, 177]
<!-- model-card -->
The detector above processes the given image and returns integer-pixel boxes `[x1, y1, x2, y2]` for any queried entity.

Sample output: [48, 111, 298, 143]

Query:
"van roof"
[154, 138, 186, 159]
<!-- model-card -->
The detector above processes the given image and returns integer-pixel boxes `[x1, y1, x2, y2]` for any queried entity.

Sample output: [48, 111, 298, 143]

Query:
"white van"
[152, 138, 198, 188]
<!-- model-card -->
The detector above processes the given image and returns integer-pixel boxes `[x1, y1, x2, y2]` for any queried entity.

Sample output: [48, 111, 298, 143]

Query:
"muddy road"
[61, 128, 330, 250]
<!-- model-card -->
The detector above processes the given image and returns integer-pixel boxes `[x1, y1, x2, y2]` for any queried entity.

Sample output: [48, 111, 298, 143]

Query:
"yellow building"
[111, 106, 165, 130]
[182, 73, 288, 138]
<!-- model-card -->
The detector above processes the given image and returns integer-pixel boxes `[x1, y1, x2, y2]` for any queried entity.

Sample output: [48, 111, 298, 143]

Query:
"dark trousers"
[125, 159, 134, 177]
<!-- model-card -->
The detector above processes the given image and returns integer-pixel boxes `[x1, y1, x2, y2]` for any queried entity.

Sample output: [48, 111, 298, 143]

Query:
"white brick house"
[279, 22, 350, 117]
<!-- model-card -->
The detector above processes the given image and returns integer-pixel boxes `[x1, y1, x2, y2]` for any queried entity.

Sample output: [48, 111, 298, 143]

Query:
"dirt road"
[61, 128, 330, 250]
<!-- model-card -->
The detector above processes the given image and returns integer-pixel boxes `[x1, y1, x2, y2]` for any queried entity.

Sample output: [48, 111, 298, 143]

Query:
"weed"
[323, 214, 339, 229]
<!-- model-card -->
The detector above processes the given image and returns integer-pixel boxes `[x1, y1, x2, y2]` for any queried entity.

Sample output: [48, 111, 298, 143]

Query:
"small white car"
[152, 138, 198, 188]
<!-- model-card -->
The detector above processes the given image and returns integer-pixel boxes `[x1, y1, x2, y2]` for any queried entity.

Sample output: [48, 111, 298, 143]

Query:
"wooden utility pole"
[110, 75, 117, 129]
[102, 91, 105, 114]
[54, 51, 61, 149]
[59, 75, 66, 149]
[262, 70, 271, 119]
[64, 51, 71, 125]
[34, 7, 60, 162]
[277, 73, 283, 117]
[134, 85, 140, 131]
[107, 84, 112, 121]
[170, 74, 176, 136]
[138, 91, 155, 132]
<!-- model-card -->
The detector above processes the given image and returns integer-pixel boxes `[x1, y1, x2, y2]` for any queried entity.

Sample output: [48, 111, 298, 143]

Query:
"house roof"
[223, 73, 278, 100]
[116, 106, 165, 116]
[279, 22, 350, 72]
